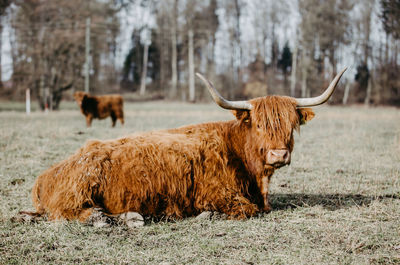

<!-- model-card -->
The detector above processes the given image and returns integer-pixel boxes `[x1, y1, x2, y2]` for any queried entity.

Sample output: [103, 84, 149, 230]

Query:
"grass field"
[0, 101, 399, 264]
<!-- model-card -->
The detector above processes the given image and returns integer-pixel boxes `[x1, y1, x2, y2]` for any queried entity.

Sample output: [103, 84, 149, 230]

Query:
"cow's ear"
[232, 110, 251, 125]
[297, 108, 315, 125]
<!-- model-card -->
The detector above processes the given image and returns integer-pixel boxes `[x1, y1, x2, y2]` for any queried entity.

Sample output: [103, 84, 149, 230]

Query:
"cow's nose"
[267, 149, 291, 167]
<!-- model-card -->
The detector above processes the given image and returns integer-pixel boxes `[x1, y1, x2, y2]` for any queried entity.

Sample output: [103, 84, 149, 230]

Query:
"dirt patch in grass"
[1, 103, 399, 264]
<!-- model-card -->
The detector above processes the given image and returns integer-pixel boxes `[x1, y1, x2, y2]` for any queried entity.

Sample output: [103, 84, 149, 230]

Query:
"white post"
[26, 88, 30, 115]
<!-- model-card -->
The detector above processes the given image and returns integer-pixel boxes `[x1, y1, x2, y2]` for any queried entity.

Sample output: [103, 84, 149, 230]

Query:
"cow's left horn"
[196, 73, 253, 110]
[295, 67, 347, 107]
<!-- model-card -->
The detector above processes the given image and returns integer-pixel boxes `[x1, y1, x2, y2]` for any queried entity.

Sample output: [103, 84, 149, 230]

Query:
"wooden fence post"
[26, 88, 30, 115]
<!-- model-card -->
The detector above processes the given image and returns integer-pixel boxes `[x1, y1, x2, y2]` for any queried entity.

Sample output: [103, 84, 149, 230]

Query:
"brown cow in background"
[74, 91, 124, 127]
[28, 69, 346, 222]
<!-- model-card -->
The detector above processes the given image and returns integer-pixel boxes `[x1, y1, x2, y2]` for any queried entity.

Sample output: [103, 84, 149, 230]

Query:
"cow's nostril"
[260, 148, 264, 154]
[283, 151, 289, 159]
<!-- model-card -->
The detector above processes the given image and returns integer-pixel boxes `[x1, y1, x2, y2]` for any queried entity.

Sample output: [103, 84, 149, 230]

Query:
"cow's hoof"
[196, 211, 213, 220]
[86, 208, 111, 227]
[212, 212, 228, 220]
[11, 213, 34, 223]
[11, 211, 43, 223]
[195, 211, 227, 221]
[262, 204, 272, 213]
[119, 212, 144, 228]
[93, 221, 110, 228]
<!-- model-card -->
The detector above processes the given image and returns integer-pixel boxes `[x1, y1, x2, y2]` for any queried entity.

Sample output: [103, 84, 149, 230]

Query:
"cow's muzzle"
[266, 149, 291, 168]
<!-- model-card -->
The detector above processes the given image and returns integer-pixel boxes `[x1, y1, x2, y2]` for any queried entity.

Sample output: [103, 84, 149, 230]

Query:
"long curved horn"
[196, 73, 253, 110]
[295, 67, 347, 107]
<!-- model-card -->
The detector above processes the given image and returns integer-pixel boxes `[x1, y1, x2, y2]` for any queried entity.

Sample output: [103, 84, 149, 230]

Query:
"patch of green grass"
[0, 102, 399, 264]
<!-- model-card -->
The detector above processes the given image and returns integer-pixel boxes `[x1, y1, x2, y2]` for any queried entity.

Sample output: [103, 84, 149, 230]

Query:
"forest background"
[0, 0, 399, 109]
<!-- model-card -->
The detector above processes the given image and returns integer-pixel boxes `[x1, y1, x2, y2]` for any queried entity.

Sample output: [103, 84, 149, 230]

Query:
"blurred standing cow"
[28, 69, 346, 222]
[74, 91, 124, 127]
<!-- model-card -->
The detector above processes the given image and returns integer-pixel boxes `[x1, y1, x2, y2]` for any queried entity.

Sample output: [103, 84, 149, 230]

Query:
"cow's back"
[96, 94, 123, 119]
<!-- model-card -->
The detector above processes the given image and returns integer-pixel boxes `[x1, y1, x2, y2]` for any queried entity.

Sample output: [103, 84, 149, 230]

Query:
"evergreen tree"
[381, 0, 400, 39]
[278, 42, 292, 76]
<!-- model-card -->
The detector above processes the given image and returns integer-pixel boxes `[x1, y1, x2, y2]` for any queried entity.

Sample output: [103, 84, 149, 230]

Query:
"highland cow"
[74, 91, 124, 127]
[29, 69, 346, 222]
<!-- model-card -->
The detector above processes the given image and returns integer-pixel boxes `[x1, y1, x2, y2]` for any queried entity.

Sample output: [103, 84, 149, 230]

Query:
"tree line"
[0, 0, 399, 109]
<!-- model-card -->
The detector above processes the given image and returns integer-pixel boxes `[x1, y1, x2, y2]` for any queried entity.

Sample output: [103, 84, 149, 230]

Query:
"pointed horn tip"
[338, 67, 348, 76]
[332, 67, 348, 83]
[196, 73, 209, 84]
[295, 67, 348, 107]
[195, 72, 204, 78]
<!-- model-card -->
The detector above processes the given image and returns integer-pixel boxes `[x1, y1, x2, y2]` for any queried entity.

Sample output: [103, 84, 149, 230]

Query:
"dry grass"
[1, 101, 399, 264]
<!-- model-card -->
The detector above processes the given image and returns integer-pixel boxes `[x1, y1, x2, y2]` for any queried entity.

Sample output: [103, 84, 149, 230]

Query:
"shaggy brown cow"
[30, 68, 346, 221]
[74, 91, 124, 127]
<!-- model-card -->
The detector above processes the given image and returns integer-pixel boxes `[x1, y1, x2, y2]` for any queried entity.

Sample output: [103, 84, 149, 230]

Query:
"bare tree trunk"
[271, 23, 278, 71]
[188, 29, 195, 102]
[363, 0, 373, 65]
[85, 17, 91, 93]
[39, 75, 44, 109]
[329, 48, 337, 80]
[364, 77, 372, 106]
[342, 79, 350, 105]
[206, 35, 216, 78]
[290, 43, 298, 97]
[170, 0, 178, 99]
[262, 33, 267, 72]
[233, 0, 242, 84]
[158, 29, 166, 94]
[39, 74, 49, 111]
[0, 23, 2, 84]
[49, 66, 56, 110]
[385, 34, 389, 64]
[393, 38, 398, 65]
[361, 0, 373, 106]
[140, 43, 149, 96]
[301, 54, 308, 98]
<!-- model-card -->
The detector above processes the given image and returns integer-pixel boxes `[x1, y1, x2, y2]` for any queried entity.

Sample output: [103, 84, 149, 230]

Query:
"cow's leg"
[224, 195, 260, 219]
[258, 175, 272, 212]
[110, 112, 117, 127]
[196, 188, 259, 219]
[114, 107, 124, 126]
[86, 114, 93, 127]
[118, 114, 124, 126]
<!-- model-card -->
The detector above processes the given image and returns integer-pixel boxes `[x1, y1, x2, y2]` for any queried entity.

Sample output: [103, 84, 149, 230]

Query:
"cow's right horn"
[295, 67, 347, 107]
[196, 73, 253, 110]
